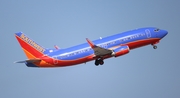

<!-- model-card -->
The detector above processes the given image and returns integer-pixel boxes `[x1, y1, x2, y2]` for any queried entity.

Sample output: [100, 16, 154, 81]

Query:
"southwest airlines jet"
[14, 27, 168, 67]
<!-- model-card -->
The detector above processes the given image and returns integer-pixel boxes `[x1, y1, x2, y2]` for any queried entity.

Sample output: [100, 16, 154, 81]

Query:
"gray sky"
[0, 0, 179, 98]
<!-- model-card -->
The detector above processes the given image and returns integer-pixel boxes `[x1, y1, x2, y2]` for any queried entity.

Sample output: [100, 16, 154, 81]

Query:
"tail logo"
[20, 33, 45, 53]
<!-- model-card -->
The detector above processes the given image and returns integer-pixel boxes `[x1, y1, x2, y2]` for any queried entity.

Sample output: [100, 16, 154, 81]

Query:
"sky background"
[0, 0, 180, 98]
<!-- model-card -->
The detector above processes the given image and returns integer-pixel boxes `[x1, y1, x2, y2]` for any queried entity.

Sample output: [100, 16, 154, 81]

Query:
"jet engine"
[111, 45, 130, 57]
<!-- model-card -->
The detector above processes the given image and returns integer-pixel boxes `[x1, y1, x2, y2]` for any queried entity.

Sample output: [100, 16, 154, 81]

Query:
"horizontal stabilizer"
[14, 59, 41, 63]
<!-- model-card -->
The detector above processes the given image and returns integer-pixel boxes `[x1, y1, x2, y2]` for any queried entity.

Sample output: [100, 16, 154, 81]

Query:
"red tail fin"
[15, 32, 46, 59]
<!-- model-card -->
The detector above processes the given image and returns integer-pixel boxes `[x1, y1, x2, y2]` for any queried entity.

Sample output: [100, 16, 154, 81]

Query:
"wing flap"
[93, 46, 112, 56]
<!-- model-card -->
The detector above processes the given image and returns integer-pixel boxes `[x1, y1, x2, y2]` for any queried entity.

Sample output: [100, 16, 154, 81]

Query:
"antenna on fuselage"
[54, 45, 60, 49]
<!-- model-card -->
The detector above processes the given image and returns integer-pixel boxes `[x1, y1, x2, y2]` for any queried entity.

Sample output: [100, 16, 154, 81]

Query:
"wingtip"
[85, 38, 89, 41]
[86, 38, 96, 48]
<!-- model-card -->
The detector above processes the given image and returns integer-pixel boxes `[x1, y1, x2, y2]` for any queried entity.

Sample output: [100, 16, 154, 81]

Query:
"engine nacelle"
[111, 45, 130, 57]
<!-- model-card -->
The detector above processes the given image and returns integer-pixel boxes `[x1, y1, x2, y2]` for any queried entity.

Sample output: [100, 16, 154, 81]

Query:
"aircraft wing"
[86, 38, 112, 57]
[14, 58, 41, 63]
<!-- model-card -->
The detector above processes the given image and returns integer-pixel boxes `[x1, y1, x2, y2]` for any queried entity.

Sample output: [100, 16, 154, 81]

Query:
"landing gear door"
[145, 29, 151, 38]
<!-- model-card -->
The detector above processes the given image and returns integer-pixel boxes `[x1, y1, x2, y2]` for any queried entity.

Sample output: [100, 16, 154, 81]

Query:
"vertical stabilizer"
[15, 32, 46, 59]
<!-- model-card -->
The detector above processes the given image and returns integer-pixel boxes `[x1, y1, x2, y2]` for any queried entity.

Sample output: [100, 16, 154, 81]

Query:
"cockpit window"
[154, 28, 160, 32]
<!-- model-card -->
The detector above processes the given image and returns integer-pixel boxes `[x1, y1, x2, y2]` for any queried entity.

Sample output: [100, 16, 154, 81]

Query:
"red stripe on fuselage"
[40, 54, 95, 67]
[126, 38, 160, 49]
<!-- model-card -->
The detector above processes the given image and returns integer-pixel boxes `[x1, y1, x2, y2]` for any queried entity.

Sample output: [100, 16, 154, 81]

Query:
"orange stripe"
[22, 48, 36, 59]
[22, 48, 54, 67]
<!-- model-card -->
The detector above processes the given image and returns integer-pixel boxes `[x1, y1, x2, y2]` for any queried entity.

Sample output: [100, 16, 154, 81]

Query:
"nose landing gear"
[151, 41, 159, 49]
[153, 45, 157, 49]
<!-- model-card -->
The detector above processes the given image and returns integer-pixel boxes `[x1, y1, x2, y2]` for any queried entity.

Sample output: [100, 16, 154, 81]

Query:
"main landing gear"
[95, 59, 104, 66]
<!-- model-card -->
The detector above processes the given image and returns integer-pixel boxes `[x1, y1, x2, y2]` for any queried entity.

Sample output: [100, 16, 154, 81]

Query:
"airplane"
[14, 27, 168, 67]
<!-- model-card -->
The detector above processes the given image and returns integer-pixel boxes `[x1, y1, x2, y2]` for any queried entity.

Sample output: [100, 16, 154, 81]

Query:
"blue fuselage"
[47, 27, 167, 62]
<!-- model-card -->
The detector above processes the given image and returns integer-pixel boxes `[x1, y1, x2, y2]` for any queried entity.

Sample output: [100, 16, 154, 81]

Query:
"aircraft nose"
[160, 30, 168, 38]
